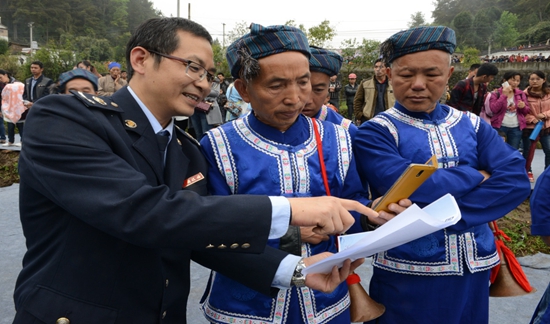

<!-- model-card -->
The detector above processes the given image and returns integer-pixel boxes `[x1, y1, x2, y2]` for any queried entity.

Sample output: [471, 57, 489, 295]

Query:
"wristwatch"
[291, 258, 307, 287]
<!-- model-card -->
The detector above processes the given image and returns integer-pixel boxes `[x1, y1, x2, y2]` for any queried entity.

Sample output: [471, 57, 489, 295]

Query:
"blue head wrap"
[226, 23, 310, 79]
[379, 26, 456, 64]
[309, 46, 343, 76]
[108, 62, 121, 70]
[58, 68, 99, 92]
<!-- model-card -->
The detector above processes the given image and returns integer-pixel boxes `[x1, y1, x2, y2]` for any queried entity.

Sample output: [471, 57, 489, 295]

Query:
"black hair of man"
[125, 17, 213, 80]
[469, 64, 481, 72]
[476, 63, 499, 77]
[31, 60, 44, 69]
[374, 58, 385, 66]
[0, 69, 7, 76]
[217, 72, 224, 77]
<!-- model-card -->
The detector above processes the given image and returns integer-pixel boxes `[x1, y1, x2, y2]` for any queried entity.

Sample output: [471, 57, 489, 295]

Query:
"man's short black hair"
[31, 61, 44, 69]
[374, 58, 385, 66]
[217, 72, 224, 77]
[125, 17, 213, 80]
[476, 63, 499, 77]
[469, 64, 481, 71]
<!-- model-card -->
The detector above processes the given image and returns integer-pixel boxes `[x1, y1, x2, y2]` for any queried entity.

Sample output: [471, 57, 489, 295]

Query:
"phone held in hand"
[502, 81, 510, 88]
[373, 155, 438, 212]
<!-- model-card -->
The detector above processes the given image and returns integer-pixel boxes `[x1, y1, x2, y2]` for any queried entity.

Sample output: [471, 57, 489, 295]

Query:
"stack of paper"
[302, 194, 461, 275]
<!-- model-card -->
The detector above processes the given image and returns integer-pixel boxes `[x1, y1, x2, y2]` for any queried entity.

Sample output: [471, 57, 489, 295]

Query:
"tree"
[452, 11, 474, 47]
[307, 20, 335, 48]
[493, 11, 520, 48]
[0, 39, 8, 55]
[462, 47, 481, 66]
[340, 38, 380, 75]
[408, 12, 427, 28]
[227, 21, 250, 45]
[284, 20, 306, 34]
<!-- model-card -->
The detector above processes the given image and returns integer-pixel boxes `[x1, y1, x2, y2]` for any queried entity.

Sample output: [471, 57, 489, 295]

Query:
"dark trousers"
[7, 122, 24, 143]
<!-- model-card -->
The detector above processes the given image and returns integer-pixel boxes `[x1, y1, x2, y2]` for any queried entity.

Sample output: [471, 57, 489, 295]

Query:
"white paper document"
[302, 194, 461, 275]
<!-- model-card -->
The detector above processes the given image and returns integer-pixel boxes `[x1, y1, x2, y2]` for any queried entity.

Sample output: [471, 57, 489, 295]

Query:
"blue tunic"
[530, 167, 550, 324]
[199, 113, 369, 323]
[354, 102, 531, 323]
[313, 105, 357, 140]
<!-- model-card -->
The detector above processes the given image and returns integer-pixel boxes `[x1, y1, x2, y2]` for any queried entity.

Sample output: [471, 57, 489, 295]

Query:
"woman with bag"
[489, 71, 530, 149]
[0, 70, 25, 147]
[189, 79, 223, 138]
[223, 82, 249, 122]
[523, 71, 550, 177]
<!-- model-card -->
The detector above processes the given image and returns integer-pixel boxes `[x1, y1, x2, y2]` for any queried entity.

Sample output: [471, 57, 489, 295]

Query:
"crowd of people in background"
[482, 53, 550, 63]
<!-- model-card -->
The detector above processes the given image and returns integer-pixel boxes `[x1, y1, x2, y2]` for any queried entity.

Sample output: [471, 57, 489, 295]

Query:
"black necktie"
[156, 130, 170, 167]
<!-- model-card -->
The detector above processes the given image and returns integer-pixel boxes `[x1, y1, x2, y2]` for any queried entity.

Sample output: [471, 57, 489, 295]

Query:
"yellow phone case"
[373, 155, 438, 212]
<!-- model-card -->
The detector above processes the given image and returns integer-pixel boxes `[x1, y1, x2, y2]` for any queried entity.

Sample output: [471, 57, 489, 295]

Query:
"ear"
[386, 67, 392, 81]
[447, 66, 455, 82]
[234, 79, 251, 103]
[129, 46, 149, 76]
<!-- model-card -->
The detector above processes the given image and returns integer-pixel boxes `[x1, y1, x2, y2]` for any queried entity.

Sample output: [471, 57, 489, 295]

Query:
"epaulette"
[175, 124, 201, 147]
[69, 90, 122, 112]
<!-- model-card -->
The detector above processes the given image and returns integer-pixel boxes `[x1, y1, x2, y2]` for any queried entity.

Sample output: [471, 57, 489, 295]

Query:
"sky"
[150, 0, 436, 48]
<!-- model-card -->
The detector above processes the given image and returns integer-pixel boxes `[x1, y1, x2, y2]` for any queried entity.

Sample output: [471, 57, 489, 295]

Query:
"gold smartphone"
[373, 155, 438, 212]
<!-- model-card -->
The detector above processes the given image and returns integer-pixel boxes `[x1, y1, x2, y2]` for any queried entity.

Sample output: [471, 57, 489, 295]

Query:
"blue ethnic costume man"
[199, 23, 381, 324]
[354, 26, 531, 323]
[302, 46, 357, 140]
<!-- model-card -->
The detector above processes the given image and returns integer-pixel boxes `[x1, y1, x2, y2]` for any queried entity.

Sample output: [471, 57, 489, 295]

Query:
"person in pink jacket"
[490, 70, 530, 149]
[523, 70, 550, 178]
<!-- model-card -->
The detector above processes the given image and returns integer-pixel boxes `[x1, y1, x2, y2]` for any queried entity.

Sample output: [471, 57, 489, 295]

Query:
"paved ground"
[1, 149, 548, 323]
[0, 134, 21, 152]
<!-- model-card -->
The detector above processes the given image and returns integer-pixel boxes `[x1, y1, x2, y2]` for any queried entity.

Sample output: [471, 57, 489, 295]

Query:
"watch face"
[292, 259, 307, 287]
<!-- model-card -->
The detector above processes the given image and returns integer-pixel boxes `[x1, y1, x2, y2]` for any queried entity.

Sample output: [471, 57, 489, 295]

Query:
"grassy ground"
[0, 149, 547, 256]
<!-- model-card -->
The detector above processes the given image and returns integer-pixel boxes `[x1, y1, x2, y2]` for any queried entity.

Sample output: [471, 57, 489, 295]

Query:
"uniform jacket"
[13, 87, 287, 324]
[353, 77, 395, 122]
[97, 75, 128, 96]
[354, 102, 530, 276]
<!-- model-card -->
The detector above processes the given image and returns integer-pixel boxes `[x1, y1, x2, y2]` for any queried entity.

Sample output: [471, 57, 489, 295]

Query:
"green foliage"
[518, 21, 550, 44]
[227, 21, 250, 45]
[408, 12, 427, 28]
[26, 43, 77, 81]
[0, 55, 24, 80]
[493, 11, 520, 48]
[452, 11, 474, 47]
[0, 39, 8, 55]
[307, 20, 336, 48]
[212, 41, 229, 77]
[462, 47, 481, 66]
[431, 0, 548, 50]
[340, 38, 380, 76]
[0, 0, 160, 52]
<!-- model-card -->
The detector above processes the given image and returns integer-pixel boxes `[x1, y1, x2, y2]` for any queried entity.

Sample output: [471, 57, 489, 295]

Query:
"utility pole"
[177, 0, 180, 18]
[28, 22, 34, 55]
[223, 23, 226, 48]
[188, 3, 191, 20]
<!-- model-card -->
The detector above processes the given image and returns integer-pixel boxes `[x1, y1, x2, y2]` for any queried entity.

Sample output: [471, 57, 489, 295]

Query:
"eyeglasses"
[148, 49, 215, 84]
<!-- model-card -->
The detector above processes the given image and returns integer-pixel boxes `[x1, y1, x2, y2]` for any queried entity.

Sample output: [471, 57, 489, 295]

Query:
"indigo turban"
[308, 46, 343, 76]
[226, 23, 310, 79]
[108, 62, 121, 70]
[58, 68, 99, 92]
[380, 26, 456, 64]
